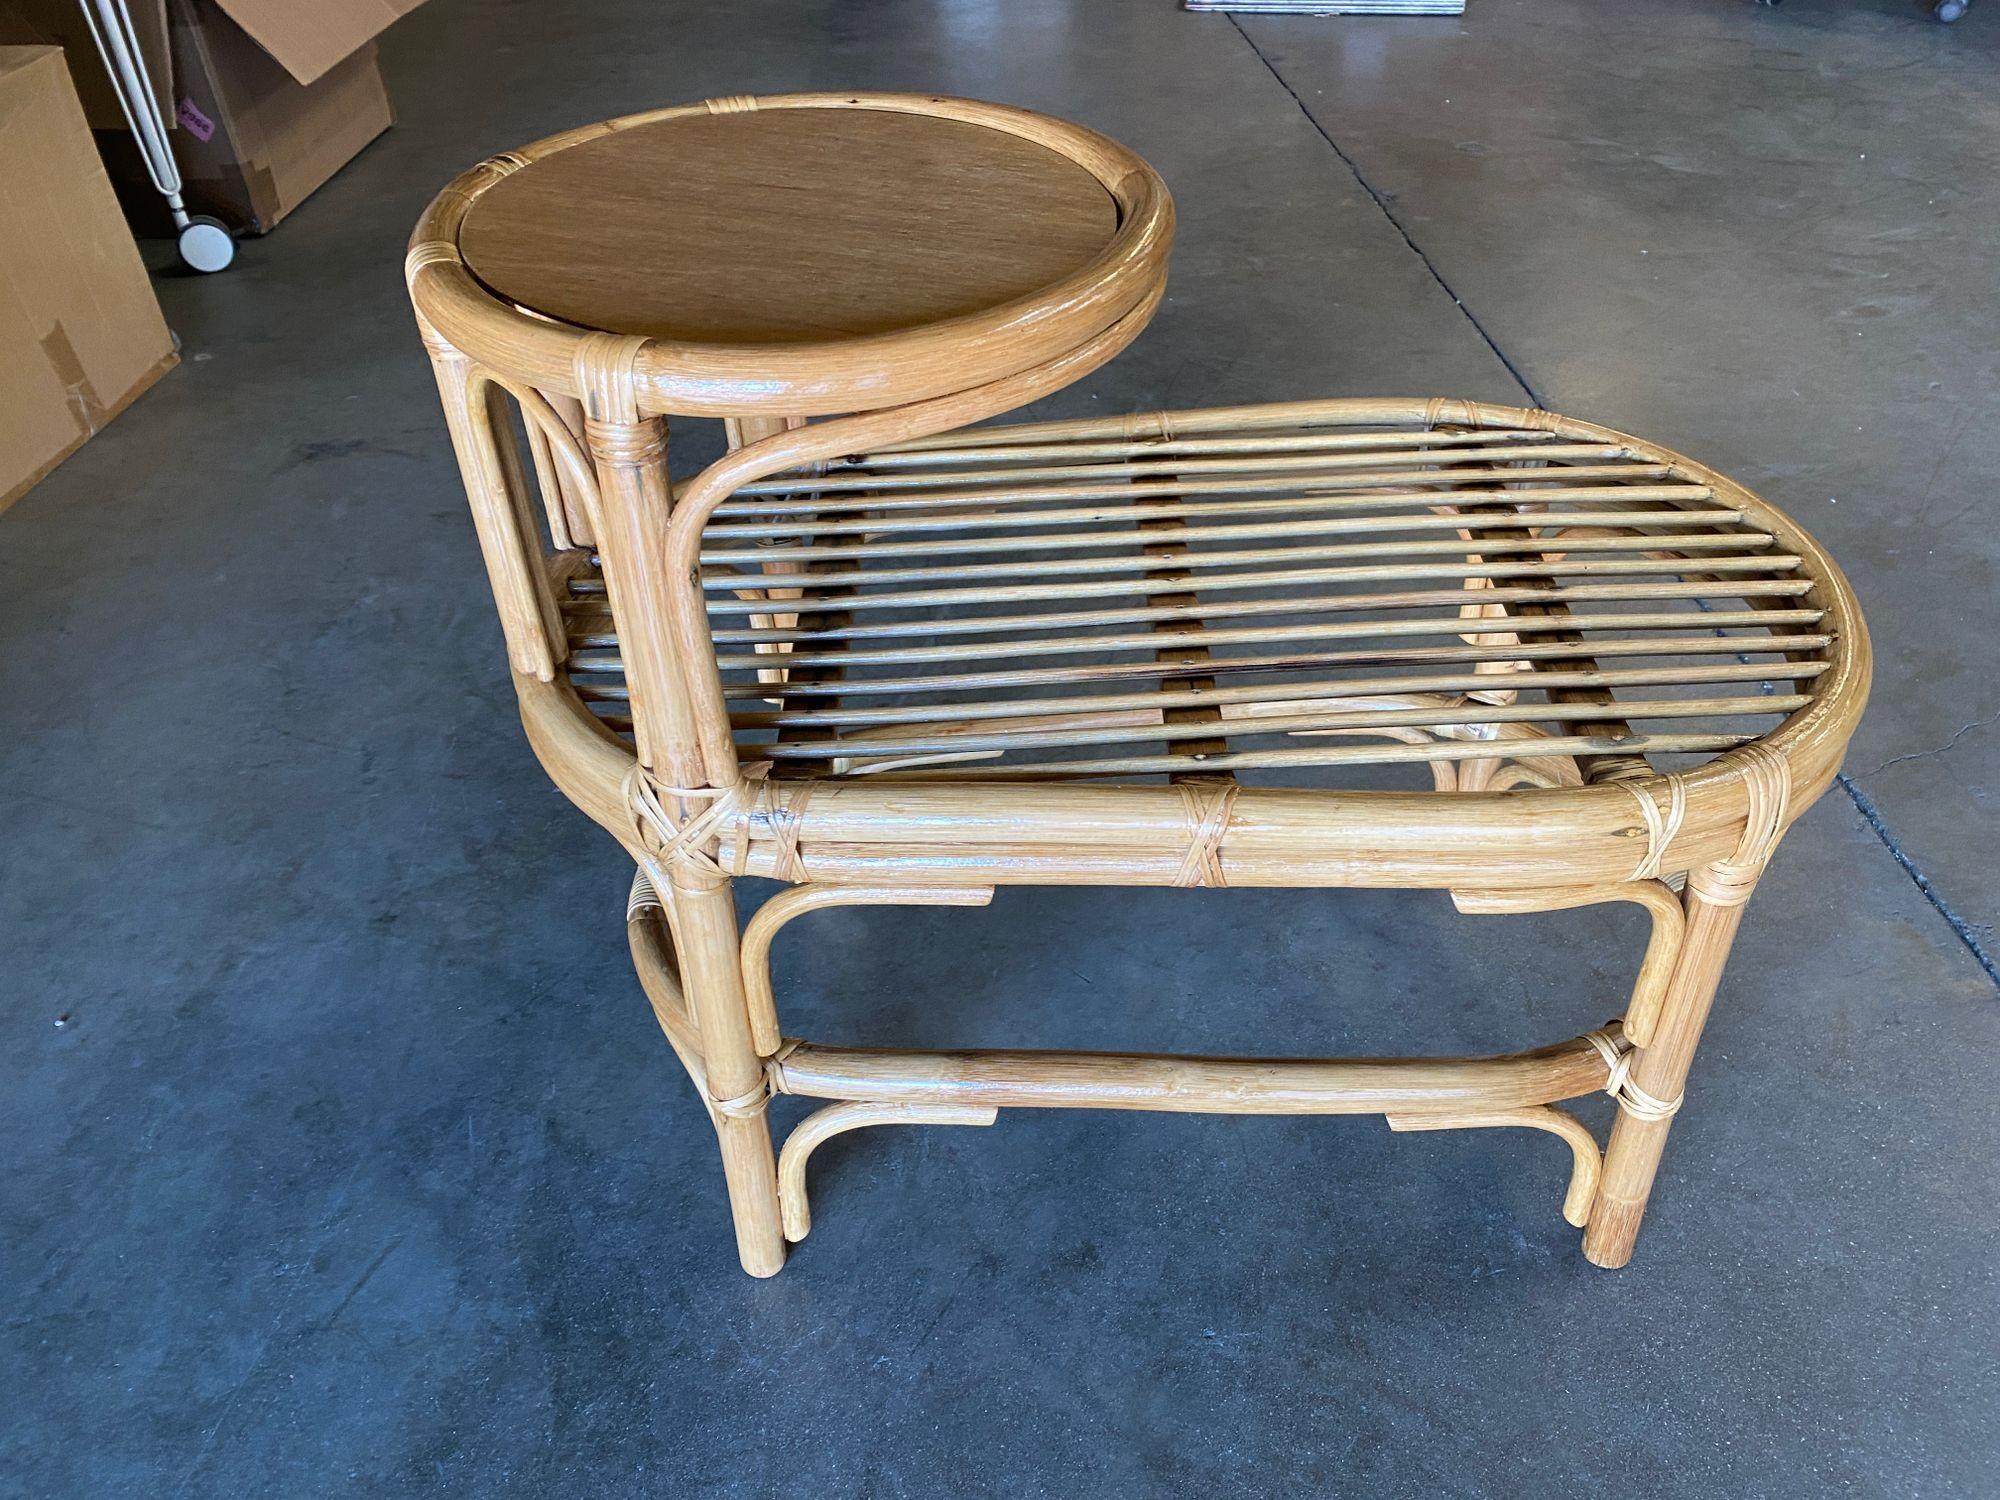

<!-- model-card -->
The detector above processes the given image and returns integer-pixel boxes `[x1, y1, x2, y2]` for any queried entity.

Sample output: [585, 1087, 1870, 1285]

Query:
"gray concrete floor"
[4, 0, 1996, 1494]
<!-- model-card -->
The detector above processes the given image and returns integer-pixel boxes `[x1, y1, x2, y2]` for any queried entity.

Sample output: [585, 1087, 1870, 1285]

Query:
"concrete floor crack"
[1839, 774, 1999, 991]
[1866, 703, 1999, 777]
[1227, 16, 1548, 410]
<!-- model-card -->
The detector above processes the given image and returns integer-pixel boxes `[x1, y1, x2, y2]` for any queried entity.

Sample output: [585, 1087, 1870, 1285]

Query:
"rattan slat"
[695, 508, 1743, 566]
[724, 443, 1646, 499]
[696, 556, 1801, 617]
[701, 479, 1711, 537]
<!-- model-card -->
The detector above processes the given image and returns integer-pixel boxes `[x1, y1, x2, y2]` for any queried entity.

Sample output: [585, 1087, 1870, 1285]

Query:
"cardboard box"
[162, 0, 400, 232]
[0, 45, 176, 514]
[0, 0, 426, 233]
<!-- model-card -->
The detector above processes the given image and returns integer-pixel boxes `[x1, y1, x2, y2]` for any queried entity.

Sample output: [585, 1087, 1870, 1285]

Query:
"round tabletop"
[460, 108, 1122, 346]
[410, 95, 1174, 417]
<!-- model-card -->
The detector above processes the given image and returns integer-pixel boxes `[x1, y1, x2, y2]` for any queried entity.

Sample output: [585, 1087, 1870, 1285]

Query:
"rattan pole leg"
[1583, 862, 1752, 1268]
[725, 415, 808, 689]
[419, 332, 562, 681]
[669, 871, 787, 1277]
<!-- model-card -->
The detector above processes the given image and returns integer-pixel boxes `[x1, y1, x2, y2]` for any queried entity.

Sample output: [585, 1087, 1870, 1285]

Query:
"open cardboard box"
[0, 0, 427, 233]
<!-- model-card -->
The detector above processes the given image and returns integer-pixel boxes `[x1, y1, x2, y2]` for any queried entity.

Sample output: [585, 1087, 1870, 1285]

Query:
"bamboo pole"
[740, 885, 994, 1054]
[698, 634, 1830, 703]
[777, 1101, 998, 1242]
[712, 662, 1825, 731]
[1582, 864, 1750, 1267]
[666, 872, 787, 1277]
[683, 530, 1781, 592]
[420, 333, 562, 680]
[698, 554, 1804, 617]
[846, 425, 1561, 467]
[709, 608, 1827, 673]
[723, 453, 1668, 504]
[775, 1032, 1618, 1114]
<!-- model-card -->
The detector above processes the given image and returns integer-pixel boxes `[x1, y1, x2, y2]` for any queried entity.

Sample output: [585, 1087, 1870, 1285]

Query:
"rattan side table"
[408, 93, 1869, 1279]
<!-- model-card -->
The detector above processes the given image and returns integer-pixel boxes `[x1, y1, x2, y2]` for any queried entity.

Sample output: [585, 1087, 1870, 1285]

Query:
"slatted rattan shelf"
[560, 403, 1829, 790]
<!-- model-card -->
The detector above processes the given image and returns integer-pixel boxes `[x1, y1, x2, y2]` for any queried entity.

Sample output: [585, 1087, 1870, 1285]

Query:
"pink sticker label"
[176, 98, 215, 141]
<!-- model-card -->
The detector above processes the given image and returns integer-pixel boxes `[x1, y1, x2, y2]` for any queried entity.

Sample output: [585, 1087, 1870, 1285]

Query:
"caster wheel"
[1934, 0, 1966, 19]
[177, 216, 235, 273]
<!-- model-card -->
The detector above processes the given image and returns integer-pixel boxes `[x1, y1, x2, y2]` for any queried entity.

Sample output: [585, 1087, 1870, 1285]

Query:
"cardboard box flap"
[209, 0, 423, 85]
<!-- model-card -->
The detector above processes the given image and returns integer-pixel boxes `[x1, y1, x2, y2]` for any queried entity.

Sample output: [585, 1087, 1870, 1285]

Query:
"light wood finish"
[772, 1029, 1623, 1114]
[1387, 1107, 1601, 1228]
[667, 872, 786, 1277]
[1452, 882, 1685, 1046]
[412, 97, 1869, 1279]
[740, 885, 994, 1055]
[778, 1101, 999, 1243]
[420, 338, 563, 680]
[461, 108, 1119, 346]
[410, 93, 1172, 418]
[626, 877, 707, 1091]
[1584, 862, 1755, 1267]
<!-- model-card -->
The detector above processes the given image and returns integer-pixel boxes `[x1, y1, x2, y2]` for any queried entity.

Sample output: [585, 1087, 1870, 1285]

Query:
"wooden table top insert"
[458, 107, 1123, 347]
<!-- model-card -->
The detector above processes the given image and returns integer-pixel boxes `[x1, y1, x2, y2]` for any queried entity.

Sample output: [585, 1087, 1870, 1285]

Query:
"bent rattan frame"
[409, 92, 1871, 1279]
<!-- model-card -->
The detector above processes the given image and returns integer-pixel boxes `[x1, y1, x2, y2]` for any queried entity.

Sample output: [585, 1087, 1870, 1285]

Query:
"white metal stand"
[75, 0, 234, 272]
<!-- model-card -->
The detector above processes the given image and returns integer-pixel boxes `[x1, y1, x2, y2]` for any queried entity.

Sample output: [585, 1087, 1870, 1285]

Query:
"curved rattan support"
[1287, 699, 1591, 795]
[740, 885, 996, 1054]
[479, 371, 603, 524]
[1386, 1106, 1602, 1228]
[766, 1024, 1637, 1242]
[650, 286, 1167, 788]
[632, 842, 1652, 1252]
[419, 333, 564, 681]
[626, 886, 707, 1094]
[777, 1100, 1000, 1243]
[1450, 881, 1685, 1047]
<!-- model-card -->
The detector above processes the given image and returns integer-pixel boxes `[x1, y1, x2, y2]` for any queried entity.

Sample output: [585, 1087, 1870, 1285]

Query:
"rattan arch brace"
[413, 94, 1869, 1279]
